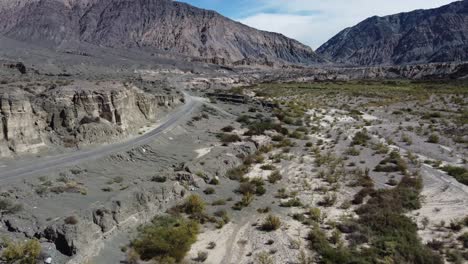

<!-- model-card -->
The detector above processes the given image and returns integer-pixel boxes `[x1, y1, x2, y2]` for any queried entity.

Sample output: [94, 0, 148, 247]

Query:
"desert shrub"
[261, 215, 281, 231]
[226, 165, 249, 181]
[218, 133, 241, 144]
[441, 165, 468, 185]
[345, 147, 360, 156]
[257, 207, 271, 214]
[211, 199, 226, 206]
[207, 242, 216, 249]
[238, 178, 265, 196]
[232, 193, 254, 210]
[208, 177, 219, 185]
[237, 182, 256, 195]
[318, 193, 337, 207]
[289, 131, 304, 139]
[1, 239, 41, 264]
[203, 187, 215, 195]
[152, 175, 167, 183]
[236, 115, 251, 124]
[271, 135, 284, 142]
[426, 239, 445, 251]
[293, 213, 306, 222]
[351, 130, 370, 146]
[280, 197, 302, 207]
[374, 151, 408, 174]
[353, 175, 442, 264]
[352, 187, 375, 205]
[214, 210, 230, 229]
[306, 227, 356, 264]
[131, 215, 199, 262]
[260, 164, 275, 170]
[195, 251, 208, 262]
[309, 208, 322, 222]
[221, 125, 235, 132]
[458, 232, 468, 248]
[446, 250, 464, 264]
[255, 251, 274, 264]
[268, 170, 282, 184]
[427, 134, 439, 143]
[183, 194, 205, 215]
[0, 199, 23, 214]
[64, 216, 79, 225]
[244, 121, 282, 136]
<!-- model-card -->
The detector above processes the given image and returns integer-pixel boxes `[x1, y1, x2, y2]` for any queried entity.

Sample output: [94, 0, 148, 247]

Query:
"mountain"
[317, 0, 468, 66]
[0, 0, 324, 65]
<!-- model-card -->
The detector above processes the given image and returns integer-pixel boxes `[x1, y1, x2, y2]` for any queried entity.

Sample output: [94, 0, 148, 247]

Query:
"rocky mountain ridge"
[317, 0, 468, 65]
[0, 0, 323, 66]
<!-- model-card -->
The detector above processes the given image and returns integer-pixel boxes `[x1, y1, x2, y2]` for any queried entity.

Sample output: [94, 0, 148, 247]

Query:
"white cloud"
[238, 0, 459, 49]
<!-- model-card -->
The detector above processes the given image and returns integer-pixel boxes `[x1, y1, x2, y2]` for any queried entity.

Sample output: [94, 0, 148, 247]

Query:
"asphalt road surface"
[0, 93, 198, 182]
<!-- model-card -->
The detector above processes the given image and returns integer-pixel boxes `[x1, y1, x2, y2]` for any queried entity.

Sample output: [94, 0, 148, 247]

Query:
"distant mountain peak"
[317, 0, 468, 66]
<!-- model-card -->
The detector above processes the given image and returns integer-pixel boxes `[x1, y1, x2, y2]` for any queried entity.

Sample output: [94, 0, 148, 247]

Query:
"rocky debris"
[317, 0, 468, 65]
[0, 0, 324, 66]
[0, 80, 182, 157]
[184, 142, 257, 180]
[254, 62, 468, 83]
[0, 60, 26, 74]
[0, 181, 186, 262]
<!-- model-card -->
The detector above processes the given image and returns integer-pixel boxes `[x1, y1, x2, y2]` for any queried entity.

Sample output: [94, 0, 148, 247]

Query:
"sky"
[178, 0, 459, 49]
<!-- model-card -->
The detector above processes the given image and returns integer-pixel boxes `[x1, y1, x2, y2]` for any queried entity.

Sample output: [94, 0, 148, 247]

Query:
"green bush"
[132, 215, 199, 262]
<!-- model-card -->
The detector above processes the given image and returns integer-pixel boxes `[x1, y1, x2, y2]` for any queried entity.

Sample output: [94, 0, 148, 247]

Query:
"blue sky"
[178, 0, 458, 49]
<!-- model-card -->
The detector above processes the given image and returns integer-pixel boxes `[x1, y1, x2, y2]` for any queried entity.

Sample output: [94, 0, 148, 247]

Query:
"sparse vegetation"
[182, 194, 206, 215]
[1, 239, 41, 264]
[131, 215, 199, 262]
[261, 215, 281, 231]
[441, 165, 468, 185]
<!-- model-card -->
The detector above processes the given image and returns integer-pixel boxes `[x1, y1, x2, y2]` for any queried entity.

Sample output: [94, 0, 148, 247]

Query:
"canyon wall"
[0, 81, 182, 157]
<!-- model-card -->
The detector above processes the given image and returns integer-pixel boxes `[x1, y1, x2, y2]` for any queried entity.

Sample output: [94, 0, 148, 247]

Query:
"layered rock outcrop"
[0, 81, 182, 157]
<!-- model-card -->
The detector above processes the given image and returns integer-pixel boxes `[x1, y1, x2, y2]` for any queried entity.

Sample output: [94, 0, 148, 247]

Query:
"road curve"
[0, 93, 198, 182]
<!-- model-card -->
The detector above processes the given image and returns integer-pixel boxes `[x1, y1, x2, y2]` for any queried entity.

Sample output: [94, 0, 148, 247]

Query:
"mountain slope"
[0, 0, 324, 65]
[317, 0, 468, 65]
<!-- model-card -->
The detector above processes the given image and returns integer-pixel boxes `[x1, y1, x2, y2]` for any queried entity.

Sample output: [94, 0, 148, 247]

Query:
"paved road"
[0, 94, 198, 182]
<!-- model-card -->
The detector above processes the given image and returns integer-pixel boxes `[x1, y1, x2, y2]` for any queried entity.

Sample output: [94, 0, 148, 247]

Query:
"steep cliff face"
[0, 89, 44, 155]
[0, 81, 182, 157]
[0, 0, 323, 65]
[317, 0, 468, 65]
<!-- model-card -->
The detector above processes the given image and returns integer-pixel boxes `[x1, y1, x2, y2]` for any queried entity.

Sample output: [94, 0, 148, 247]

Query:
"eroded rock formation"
[0, 81, 182, 157]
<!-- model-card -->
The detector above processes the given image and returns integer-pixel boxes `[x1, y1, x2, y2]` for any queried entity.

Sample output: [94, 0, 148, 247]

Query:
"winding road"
[0, 93, 199, 182]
